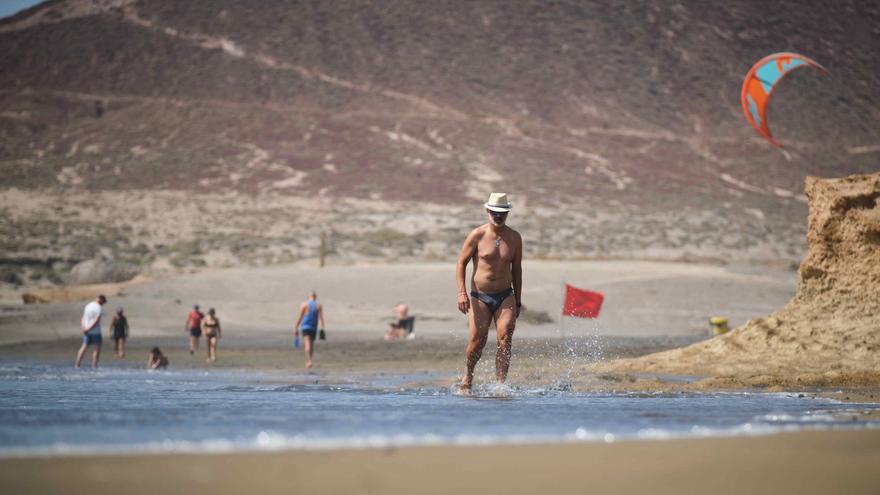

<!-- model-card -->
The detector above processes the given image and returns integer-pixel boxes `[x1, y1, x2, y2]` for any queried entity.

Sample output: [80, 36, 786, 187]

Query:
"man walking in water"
[294, 291, 325, 369]
[456, 193, 522, 392]
[75, 294, 107, 368]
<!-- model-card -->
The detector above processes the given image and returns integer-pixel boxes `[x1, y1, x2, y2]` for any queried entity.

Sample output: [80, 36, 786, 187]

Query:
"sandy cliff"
[601, 172, 880, 385]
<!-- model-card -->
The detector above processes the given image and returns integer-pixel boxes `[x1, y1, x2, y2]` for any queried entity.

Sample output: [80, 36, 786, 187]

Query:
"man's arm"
[293, 304, 305, 334]
[512, 231, 523, 317]
[82, 307, 100, 333]
[317, 305, 325, 331]
[456, 229, 479, 314]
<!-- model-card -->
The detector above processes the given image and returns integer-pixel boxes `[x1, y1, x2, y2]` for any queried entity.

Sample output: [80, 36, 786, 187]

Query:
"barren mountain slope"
[1, 0, 878, 279]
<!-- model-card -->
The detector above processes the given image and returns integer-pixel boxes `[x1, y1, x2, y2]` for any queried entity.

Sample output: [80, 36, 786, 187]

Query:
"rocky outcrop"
[68, 258, 139, 285]
[602, 172, 880, 382]
[796, 174, 880, 315]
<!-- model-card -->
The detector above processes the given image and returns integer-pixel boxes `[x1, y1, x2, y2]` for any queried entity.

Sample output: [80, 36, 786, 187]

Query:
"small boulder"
[68, 259, 139, 285]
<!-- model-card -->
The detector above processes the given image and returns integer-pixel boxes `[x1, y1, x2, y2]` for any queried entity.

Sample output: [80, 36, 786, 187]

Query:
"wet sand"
[2, 333, 877, 405]
[0, 333, 705, 390]
[2, 430, 879, 495]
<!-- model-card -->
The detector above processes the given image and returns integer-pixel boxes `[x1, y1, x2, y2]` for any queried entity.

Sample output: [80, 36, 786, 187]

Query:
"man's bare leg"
[189, 336, 198, 355]
[461, 298, 493, 392]
[494, 295, 517, 384]
[91, 344, 101, 368]
[303, 336, 314, 368]
[74, 343, 88, 368]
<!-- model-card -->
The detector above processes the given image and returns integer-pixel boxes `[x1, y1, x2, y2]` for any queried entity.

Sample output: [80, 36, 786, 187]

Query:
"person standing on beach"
[185, 305, 204, 356]
[75, 294, 107, 368]
[110, 307, 129, 358]
[455, 193, 522, 392]
[201, 308, 222, 363]
[294, 291, 324, 369]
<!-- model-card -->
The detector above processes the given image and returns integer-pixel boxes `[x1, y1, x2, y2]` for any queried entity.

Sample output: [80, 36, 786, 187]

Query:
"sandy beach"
[2, 430, 879, 495]
[1, 256, 875, 392]
[0, 259, 799, 389]
[2, 259, 878, 495]
[1, 259, 797, 341]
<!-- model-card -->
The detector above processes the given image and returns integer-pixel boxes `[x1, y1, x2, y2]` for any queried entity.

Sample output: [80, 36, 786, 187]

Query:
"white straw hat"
[484, 192, 512, 212]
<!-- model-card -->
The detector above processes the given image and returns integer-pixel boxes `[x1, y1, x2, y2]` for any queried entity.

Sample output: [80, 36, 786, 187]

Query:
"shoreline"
[3, 421, 880, 459]
[2, 430, 879, 494]
[2, 335, 878, 402]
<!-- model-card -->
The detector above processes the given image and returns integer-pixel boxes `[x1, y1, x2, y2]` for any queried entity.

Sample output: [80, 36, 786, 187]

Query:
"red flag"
[562, 284, 604, 318]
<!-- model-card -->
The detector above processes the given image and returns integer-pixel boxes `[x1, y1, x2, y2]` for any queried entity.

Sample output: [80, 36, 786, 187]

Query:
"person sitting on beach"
[148, 347, 169, 369]
[185, 304, 204, 356]
[294, 291, 324, 369]
[110, 307, 129, 358]
[384, 303, 412, 340]
[75, 294, 107, 368]
[201, 308, 222, 363]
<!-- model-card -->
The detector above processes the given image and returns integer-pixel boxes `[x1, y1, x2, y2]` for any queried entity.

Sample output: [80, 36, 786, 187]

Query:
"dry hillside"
[1, 0, 878, 284]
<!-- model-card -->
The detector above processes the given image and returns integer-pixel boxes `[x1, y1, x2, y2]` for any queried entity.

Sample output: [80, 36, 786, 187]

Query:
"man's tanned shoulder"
[469, 225, 489, 238]
[511, 228, 522, 244]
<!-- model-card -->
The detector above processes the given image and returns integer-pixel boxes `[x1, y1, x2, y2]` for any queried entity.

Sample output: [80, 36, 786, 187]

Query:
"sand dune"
[600, 173, 880, 386]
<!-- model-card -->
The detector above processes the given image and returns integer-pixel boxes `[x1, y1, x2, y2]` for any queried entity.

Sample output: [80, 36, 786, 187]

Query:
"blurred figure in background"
[148, 347, 169, 369]
[185, 304, 204, 356]
[75, 294, 107, 368]
[384, 302, 411, 340]
[201, 308, 222, 363]
[294, 291, 324, 369]
[110, 307, 129, 358]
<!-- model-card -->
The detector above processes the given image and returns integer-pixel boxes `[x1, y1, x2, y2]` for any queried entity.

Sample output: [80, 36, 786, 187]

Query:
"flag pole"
[560, 278, 566, 335]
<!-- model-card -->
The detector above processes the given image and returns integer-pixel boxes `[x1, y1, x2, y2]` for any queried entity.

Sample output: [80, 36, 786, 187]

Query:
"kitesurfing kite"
[740, 52, 827, 147]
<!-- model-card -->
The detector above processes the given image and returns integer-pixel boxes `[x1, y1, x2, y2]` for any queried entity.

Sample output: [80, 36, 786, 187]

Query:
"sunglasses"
[488, 210, 509, 217]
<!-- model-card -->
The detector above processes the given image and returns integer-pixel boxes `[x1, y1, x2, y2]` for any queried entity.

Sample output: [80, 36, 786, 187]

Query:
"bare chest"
[476, 233, 513, 263]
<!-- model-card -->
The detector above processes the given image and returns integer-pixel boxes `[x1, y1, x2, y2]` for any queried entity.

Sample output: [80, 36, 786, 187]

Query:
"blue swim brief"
[470, 288, 514, 314]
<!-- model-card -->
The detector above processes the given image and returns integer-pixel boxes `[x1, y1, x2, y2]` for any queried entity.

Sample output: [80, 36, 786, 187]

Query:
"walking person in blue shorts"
[75, 294, 107, 368]
[293, 291, 325, 369]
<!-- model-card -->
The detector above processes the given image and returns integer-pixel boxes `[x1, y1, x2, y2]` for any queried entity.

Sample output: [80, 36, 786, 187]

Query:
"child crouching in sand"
[148, 347, 169, 369]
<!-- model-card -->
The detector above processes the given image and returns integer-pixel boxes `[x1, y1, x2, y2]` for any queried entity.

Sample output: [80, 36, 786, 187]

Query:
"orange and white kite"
[741, 52, 827, 147]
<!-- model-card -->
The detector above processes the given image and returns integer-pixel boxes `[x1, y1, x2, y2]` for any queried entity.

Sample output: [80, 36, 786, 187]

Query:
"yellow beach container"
[709, 316, 729, 336]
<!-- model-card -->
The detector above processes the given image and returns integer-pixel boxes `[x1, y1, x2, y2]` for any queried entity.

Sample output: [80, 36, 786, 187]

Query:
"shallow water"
[1, 362, 878, 456]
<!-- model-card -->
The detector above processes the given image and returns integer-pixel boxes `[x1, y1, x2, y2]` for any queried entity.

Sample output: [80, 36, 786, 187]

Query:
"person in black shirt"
[110, 307, 129, 358]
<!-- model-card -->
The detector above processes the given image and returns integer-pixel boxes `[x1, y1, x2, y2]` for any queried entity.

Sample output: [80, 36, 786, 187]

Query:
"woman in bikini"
[201, 308, 222, 363]
[110, 307, 129, 358]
